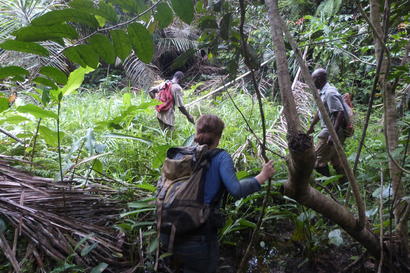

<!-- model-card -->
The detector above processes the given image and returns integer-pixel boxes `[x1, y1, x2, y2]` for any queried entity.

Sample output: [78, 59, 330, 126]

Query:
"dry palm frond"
[267, 80, 314, 153]
[156, 37, 198, 56]
[230, 79, 314, 158]
[123, 54, 161, 91]
[0, 157, 135, 271]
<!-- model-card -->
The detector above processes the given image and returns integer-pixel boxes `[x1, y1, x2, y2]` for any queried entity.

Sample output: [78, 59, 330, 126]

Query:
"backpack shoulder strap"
[206, 148, 224, 159]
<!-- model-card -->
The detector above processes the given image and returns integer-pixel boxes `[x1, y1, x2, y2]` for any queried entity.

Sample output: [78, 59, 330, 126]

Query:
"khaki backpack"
[155, 144, 223, 253]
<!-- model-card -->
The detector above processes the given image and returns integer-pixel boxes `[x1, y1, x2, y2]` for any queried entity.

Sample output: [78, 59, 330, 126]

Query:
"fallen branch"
[0, 127, 25, 145]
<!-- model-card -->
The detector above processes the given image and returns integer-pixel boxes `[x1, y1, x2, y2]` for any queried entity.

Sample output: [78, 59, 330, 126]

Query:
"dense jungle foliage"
[0, 0, 409, 272]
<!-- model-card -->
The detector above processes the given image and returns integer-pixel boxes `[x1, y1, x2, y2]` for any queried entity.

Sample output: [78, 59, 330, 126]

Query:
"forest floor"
[219, 219, 377, 273]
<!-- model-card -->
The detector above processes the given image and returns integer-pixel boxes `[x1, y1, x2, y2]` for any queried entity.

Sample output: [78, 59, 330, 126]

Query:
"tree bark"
[369, 0, 407, 256]
[265, 0, 381, 258]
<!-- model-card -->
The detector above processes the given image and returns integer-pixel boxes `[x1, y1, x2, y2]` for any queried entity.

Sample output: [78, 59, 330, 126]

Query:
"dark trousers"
[160, 233, 219, 273]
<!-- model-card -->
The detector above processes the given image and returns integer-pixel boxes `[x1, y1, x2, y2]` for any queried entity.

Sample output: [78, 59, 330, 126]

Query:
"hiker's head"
[312, 68, 327, 90]
[195, 115, 225, 148]
[172, 71, 184, 83]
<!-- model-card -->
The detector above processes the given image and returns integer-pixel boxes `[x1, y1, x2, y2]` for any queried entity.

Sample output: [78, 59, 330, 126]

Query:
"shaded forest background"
[0, 0, 409, 272]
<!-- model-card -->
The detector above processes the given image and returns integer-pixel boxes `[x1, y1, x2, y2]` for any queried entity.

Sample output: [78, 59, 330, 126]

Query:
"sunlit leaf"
[0, 115, 30, 125]
[60, 66, 95, 97]
[0, 98, 9, 113]
[17, 104, 57, 119]
[92, 159, 103, 173]
[103, 133, 152, 145]
[135, 183, 156, 192]
[39, 125, 64, 146]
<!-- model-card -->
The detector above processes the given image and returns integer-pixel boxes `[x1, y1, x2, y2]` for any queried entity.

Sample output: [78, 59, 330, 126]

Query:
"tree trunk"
[265, 0, 381, 258]
[369, 0, 408, 256]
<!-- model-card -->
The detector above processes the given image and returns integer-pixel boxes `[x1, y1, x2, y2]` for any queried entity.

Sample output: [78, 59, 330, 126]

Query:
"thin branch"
[30, 118, 42, 167]
[377, 167, 384, 273]
[355, 1, 391, 63]
[225, 87, 285, 160]
[0, 127, 25, 144]
[352, 48, 385, 174]
[59, 1, 163, 52]
[335, 46, 376, 66]
[236, 0, 273, 271]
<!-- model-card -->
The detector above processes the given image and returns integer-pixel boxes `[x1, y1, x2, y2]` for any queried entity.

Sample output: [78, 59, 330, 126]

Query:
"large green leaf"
[0, 115, 30, 125]
[155, 3, 174, 29]
[70, 0, 118, 23]
[76, 44, 99, 69]
[17, 104, 58, 119]
[0, 40, 49, 56]
[0, 66, 29, 80]
[60, 66, 94, 97]
[31, 9, 99, 29]
[171, 0, 194, 24]
[40, 66, 68, 85]
[39, 125, 64, 147]
[63, 47, 87, 67]
[97, 1, 118, 22]
[0, 98, 9, 113]
[110, 30, 131, 61]
[88, 34, 116, 64]
[13, 24, 78, 42]
[127, 23, 154, 63]
[33, 77, 58, 90]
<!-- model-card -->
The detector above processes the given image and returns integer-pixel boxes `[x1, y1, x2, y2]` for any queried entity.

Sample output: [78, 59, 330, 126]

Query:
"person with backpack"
[149, 71, 195, 131]
[156, 114, 275, 273]
[307, 68, 353, 183]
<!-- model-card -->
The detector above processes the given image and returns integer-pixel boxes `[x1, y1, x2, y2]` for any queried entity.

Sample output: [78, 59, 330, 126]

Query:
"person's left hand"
[188, 115, 195, 124]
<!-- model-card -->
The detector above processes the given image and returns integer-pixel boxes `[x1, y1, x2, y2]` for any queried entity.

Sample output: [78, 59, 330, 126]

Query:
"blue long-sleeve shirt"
[203, 150, 261, 204]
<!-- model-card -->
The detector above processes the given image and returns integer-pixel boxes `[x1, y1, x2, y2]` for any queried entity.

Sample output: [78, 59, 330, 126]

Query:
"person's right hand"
[255, 160, 275, 184]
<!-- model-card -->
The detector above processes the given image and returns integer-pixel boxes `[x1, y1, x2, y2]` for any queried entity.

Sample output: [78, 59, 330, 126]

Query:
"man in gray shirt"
[307, 68, 347, 182]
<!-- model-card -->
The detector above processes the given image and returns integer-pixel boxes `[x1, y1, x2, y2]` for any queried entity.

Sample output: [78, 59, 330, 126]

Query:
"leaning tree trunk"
[369, 0, 408, 257]
[265, 0, 381, 258]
